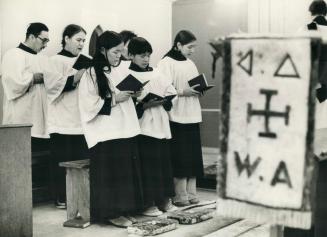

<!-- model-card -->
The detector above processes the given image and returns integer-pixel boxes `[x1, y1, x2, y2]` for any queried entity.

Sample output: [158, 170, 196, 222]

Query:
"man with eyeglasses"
[2, 22, 50, 145]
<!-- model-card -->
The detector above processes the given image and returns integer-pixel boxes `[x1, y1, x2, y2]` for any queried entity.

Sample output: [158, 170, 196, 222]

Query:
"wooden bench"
[59, 159, 90, 228]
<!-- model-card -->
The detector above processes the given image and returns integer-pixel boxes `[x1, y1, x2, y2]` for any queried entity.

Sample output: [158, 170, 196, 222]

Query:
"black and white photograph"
[0, 0, 326, 236]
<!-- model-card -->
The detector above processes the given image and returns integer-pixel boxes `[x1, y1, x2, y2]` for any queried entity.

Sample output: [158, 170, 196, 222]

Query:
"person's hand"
[116, 91, 133, 103]
[131, 89, 143, 98]
[33, 73, 44, 84]
[182, 84, 200, 96]
[143, 99, 164, 110]
[73, 69, 86, 85]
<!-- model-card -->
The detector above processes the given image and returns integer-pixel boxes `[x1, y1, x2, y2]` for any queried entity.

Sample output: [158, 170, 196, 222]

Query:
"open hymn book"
[188, 73, 214, 92]
[116, 74, 149, 92]
[141, 93, 176, 103]
[72, 54, 93, 70]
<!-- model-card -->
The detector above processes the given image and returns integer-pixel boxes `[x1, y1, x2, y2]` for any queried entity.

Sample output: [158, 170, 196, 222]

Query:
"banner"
[218, 36, 319, 229]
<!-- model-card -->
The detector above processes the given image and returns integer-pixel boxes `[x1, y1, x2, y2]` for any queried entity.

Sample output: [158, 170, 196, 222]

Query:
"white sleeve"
[158, 73, 176, 96]
[78, 70, 105, 123]
[157, 59, 173, 84]
[43, 57, 75, 103]
[165, 83, 177, 96]
[1, 50, 34, 100]
[157, 60, 179, 94]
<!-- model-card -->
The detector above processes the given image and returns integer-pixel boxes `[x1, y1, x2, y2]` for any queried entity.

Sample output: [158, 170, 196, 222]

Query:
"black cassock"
[89, 137, 143, 222]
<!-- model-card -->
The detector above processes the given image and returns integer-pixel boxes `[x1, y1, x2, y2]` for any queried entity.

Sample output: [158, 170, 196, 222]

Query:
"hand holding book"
[116, 91, 134, 103]
[141, 93, 163, 103]
[116, 74, 149, 92]
[188, 73, 214, 93]
[183, 84, 201, 96]
[141, 93, 177, 110]
[141, 93, 177, 103]
[141, 93, 164, 109]
[131, 89, 143, 98]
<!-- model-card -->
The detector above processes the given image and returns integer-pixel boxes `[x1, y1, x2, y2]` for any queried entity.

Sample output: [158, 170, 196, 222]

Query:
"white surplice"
[78, 66, 140, 148]
[1, 46, 49, 138]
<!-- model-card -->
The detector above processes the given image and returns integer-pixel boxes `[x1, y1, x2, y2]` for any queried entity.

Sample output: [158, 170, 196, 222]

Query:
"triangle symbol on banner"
[274, 54, 300, 78]
[237, 50, 253, 76]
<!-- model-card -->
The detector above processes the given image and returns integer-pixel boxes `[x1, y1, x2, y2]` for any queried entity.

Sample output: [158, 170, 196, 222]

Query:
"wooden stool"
[59, 159, 90, 228]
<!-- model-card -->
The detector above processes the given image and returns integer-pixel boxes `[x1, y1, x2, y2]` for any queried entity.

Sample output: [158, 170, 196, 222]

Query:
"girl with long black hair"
[78, 31, 143, 227]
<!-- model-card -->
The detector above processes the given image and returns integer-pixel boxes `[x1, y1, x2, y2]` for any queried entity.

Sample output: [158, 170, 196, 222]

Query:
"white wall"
[0, 0, 175, 121]
[0, 0, 174, 64]
[173, 0, 248, 148]
[248, 0, 312, 33]
[173, 0, 248, 108]
[172, 0, 315, 147]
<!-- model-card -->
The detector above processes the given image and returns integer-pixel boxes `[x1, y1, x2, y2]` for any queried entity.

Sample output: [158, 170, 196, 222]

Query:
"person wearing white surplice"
[157, 30, 204, 207]
[285, 1, 327, 237]
[128, 37, 178, 217]
[78, 31, 143, 227]
[2, 22, 50, 149]
[44, 24, 89, 208]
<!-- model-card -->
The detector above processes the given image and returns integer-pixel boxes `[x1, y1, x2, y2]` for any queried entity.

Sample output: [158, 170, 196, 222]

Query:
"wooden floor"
[32, 148, 275, 237]
[33, 188, 272, 237]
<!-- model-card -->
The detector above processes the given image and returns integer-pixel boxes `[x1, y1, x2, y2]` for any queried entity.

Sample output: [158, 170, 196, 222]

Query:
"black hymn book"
[72, 54, 93, 70]
[116, 74, 149, 92]
[188, 73, 214, 92]
[141, 93, 176, 103]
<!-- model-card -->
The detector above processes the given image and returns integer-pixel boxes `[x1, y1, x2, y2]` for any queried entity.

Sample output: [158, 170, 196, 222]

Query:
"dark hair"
[93, 31, 123, 99]
[173, 30, 196, 48]
[61, 24, 86, 47]
[128, 37, 153, 56]
[119, 30, 137, 44]
[309, 0, 327, 16]
[26, 22, 48, 39]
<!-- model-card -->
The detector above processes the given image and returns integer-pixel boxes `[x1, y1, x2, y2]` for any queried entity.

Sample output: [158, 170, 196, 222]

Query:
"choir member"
[128, 37, 178, 216]
[78, 31, 143, 227]
[157, 30, 204, 207]
[44, 24, 89, 208]
[2, 22, 50, 149]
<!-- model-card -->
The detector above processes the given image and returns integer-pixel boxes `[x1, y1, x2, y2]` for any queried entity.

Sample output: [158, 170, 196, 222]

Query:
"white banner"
[218, 36, 318, 229]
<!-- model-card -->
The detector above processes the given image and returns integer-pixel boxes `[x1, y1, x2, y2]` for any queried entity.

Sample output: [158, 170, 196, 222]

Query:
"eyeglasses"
[37, 36, 49, 44]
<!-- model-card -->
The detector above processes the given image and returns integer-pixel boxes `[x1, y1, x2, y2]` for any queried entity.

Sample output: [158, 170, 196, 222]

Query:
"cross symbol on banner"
[247, 89, 291, 138]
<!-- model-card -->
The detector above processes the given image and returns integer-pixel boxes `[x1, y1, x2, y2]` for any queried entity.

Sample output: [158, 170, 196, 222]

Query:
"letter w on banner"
[218, 36, 320, 229]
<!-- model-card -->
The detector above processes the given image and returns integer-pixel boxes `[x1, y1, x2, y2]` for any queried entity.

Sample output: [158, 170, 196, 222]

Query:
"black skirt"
[89, 137, 143, 222]
[49, 133, 89, 203]
[169, 121, 204, 178]
[138, 135, 175, 206]
[314, 159, 327, 236]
